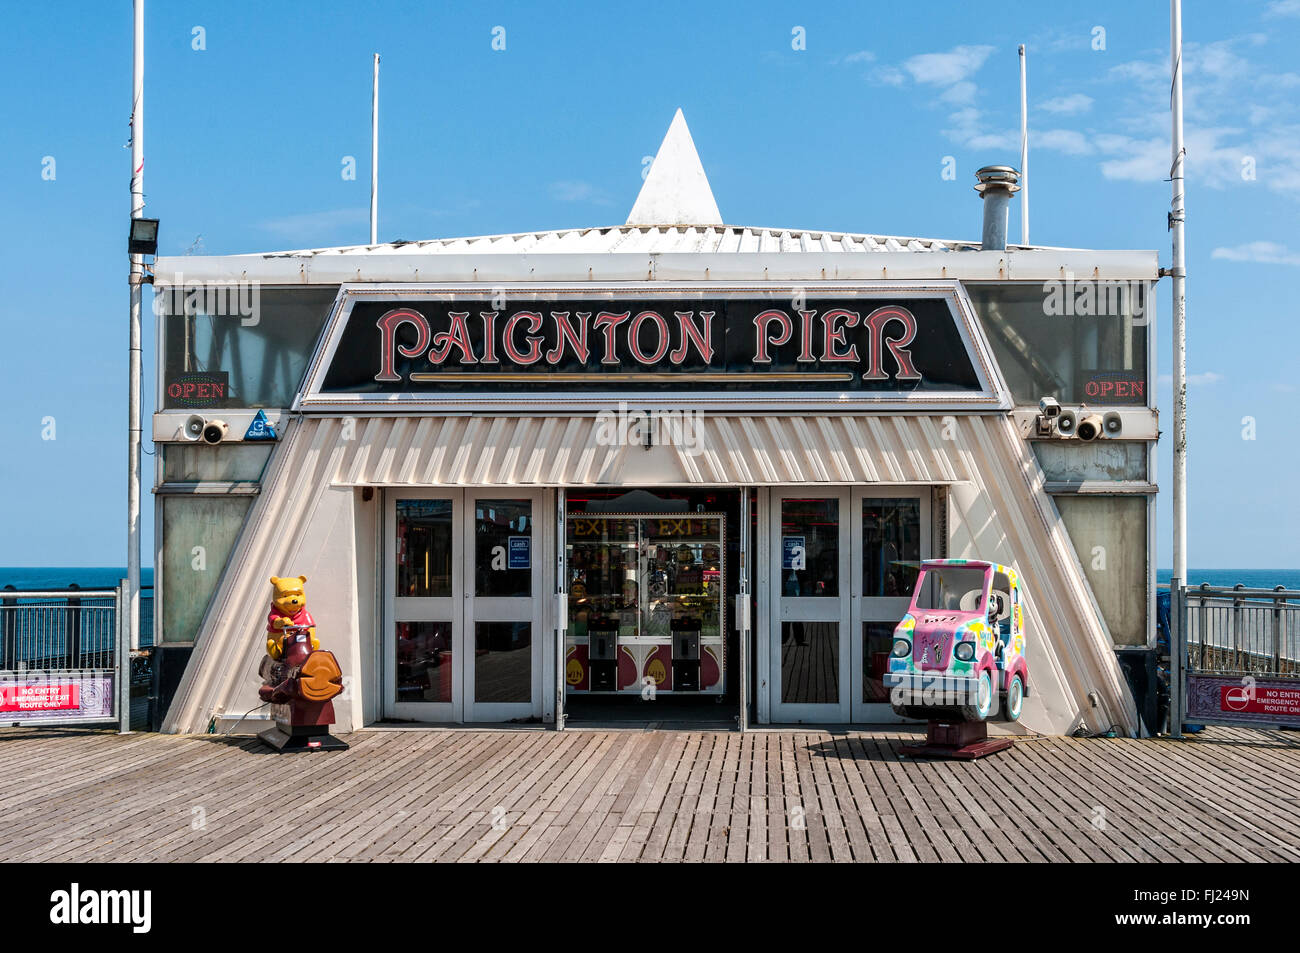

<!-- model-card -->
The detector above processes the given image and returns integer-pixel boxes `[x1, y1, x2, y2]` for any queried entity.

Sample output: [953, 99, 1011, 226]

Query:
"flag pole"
[1019, 44, 1029, 245]
[370, 53, 379, 245]
[127, 0, 145, 679]
[1169, 0, 1188, 583]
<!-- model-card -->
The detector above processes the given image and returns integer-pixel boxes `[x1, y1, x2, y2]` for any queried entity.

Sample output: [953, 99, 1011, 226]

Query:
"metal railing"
[1170, 581, 1300, 735]
[0, 582, 145, 732]
[0, 590, 118, 671]
[1183, 584, 1299, 677]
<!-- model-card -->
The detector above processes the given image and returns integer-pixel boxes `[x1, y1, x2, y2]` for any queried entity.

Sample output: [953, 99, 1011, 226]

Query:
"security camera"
[201, 420, 230, 445]
[182, 415, 206, 442]
[1103, 411, 1123, 436]
[1056, 409, 1077, 437]
[1038, 396, 1061, 418]
[1076, 413, 1104, 441]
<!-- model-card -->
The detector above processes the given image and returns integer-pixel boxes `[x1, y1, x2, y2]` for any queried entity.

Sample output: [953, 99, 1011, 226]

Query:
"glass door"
[563, 514, 725, 698]
[851, 489, 930, 722]
[465, 492, 544, 722]
[768, 490, 850, 723]
[385, 492, 461, 722]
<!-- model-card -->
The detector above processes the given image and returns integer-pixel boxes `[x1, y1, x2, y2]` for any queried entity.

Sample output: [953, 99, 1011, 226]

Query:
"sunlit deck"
[2, 725, 1298, 862]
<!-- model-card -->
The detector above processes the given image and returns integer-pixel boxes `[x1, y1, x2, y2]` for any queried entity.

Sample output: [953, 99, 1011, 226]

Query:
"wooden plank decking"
[1, 725, 1298, 862]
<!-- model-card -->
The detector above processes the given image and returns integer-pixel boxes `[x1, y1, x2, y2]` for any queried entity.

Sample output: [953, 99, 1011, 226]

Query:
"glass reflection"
[475, 499, 532, 597]
[475, 622, 532, 703]
[395, 620, 453, 704]
[780, 498, 839, 598]
[396, 499, 453, 597]
[861, 498, 921, 598]
[862, 622, 896, 703]
[781, 621, 839, 704]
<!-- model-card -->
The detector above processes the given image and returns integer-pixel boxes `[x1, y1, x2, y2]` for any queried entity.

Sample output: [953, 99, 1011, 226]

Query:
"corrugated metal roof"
[250, 224, 1055, 261]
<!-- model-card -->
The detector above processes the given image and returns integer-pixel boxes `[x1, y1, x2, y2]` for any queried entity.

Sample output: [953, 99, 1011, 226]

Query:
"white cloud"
[1035, 128, 1094, 155]
[1038, 93, 1094, 115]
[903, 45, 995, 86]
[1098, 35, 1300, 199]
[1097, 137, 1167, 182]
[939, 81, 978, 105]
[1266, 0, 1300, 17]
[871, 65, 906, 86]
[941, 107, 1017, 152]
[843, 50, 875, 64]
[1211, 241, 1300, 265]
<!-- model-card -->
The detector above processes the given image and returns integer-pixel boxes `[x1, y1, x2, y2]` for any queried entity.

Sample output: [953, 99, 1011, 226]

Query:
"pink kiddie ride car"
[883, 559, 1028, 723]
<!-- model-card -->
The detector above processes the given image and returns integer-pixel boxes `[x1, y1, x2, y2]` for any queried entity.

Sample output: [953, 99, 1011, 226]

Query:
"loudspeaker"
[1077, 413, 1104, 441]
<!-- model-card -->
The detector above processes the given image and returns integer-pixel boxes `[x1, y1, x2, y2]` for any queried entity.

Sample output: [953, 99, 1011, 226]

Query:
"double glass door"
[768, 487, 929, 723]
[385, 489, 544, 722]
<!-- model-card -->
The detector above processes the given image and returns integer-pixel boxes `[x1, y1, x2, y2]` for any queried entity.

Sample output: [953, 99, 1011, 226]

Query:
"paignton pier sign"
[298, 284, 1006, 409]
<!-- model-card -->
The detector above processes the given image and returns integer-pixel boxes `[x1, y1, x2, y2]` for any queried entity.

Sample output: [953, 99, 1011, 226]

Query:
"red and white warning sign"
[0, 683, 80, 713]
[1220, 684, 1300, 717]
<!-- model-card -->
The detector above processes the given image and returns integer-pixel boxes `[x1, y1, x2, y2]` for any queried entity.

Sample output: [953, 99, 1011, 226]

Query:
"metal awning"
[320, 414, 972, 487]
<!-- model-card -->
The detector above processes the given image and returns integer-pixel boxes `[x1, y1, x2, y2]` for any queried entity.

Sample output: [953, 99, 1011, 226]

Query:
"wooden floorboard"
[2, 724, 1299, 862]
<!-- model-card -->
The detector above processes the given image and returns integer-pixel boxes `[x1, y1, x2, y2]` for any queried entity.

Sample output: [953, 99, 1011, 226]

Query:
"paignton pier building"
[149, 112, 1158, 737]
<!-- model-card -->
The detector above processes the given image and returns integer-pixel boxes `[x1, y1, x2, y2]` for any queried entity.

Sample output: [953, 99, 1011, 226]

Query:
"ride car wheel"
[959, 670, 994, 722]
[999, 673, 1024, 722]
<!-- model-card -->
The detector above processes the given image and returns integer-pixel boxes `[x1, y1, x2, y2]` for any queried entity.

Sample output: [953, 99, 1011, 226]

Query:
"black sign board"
[318, 295, 982, 396]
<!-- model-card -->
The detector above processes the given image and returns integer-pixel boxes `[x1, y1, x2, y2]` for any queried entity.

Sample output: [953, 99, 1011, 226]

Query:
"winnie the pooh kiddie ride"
[881, 559, 1029, 760]
[257, 575, 348, 752]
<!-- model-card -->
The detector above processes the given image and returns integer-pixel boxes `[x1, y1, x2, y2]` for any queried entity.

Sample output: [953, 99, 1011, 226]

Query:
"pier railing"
[0, 581, 145, 732]
[1170, 582, 1300, 735]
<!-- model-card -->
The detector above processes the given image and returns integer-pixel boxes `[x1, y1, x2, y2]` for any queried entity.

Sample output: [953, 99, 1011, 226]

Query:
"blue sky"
[1, 0, 1297, 568]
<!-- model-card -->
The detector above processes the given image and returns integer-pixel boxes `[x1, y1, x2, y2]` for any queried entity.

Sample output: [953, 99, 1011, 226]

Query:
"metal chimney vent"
[974, 165, 1021, 251]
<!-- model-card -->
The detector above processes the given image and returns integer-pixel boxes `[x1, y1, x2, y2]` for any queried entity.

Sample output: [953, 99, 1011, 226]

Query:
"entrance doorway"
[383, 489, 545, 723]
[560, 488, 743, 727]
[767, 487, 930, 723]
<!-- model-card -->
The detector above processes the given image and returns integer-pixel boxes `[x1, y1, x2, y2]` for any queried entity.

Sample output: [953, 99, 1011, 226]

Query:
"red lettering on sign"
[628, 311, 670, 365]
[375, 309, 432, 382]
[820, 309, 861, 363]
[752, 309, 793, 364]
[428, 311, 478, 365]
[503, 311, 544, 364]
[546, 311, 591, 365]
[669, 311, 714, 365]
[593, 311, 631, 365]
[862, 306, 920, 381]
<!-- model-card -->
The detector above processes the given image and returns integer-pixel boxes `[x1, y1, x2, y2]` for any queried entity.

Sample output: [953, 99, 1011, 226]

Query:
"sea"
[1155, 569, 1300, 590]
[1, 567, 156, 650]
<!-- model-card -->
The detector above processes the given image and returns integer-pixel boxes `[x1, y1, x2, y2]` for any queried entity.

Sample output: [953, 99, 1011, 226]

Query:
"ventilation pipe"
[974, 165, 1021, 251]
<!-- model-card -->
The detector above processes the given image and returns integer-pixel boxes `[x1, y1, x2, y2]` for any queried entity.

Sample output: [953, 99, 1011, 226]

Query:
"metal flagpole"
[127, 0, 145, 710]
[1019, 44, 1029, 245]
[1170, 1, 1188, 583]
[1168, 0, 1188, 737]
[371, 53, 379, 245]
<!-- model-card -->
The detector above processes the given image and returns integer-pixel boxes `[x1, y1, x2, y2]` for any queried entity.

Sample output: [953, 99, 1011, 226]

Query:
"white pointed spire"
[626, 109, 722, 226]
